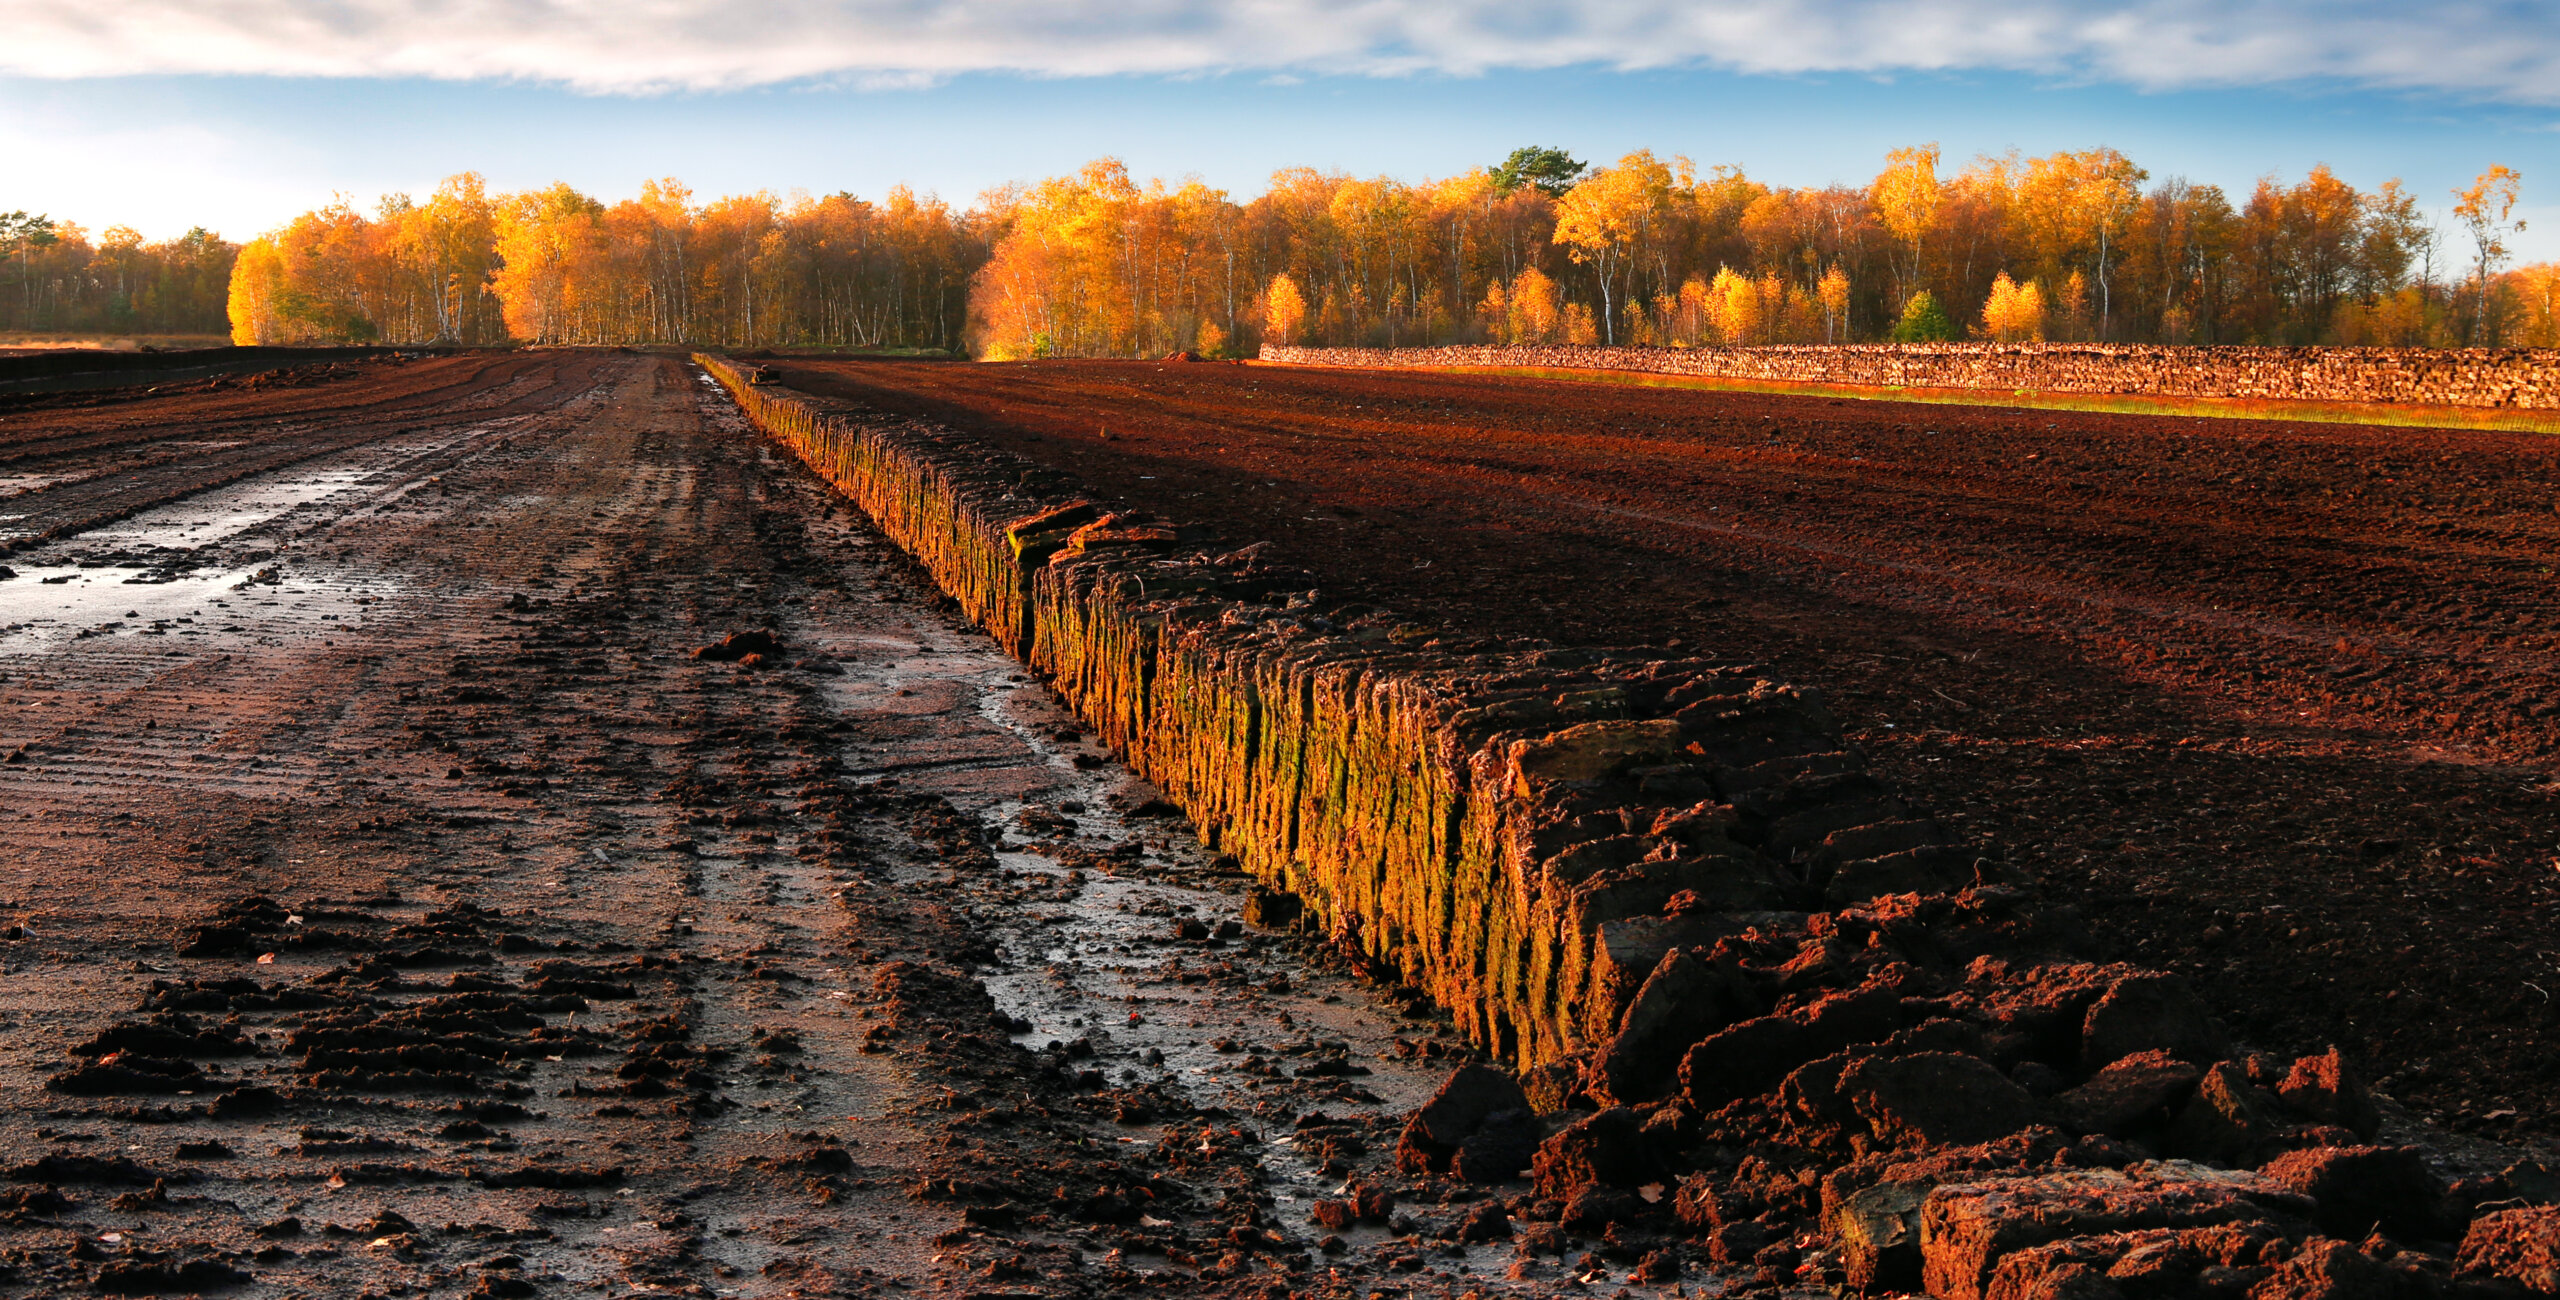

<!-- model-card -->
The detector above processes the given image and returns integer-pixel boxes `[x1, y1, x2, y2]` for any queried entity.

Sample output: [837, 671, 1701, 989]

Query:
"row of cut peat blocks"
[1262, 342, 2560, 410]
[699, 354, 2560, 1300]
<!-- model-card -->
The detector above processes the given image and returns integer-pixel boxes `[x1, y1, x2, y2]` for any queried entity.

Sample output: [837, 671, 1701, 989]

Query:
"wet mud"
[0, 352, 1548, 1298]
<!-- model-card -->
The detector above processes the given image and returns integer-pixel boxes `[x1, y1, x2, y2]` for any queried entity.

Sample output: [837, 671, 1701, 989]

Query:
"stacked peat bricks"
[1263, 343, 2560, 411]
[701, 357, 2560, 1298]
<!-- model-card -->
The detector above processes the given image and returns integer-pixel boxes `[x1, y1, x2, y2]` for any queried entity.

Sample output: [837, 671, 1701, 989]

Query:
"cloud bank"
[6, 0, 2556, 104]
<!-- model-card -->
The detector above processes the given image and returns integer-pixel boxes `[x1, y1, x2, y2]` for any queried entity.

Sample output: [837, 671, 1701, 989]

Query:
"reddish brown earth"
[0, 352, 1518, 1298]
[768, 356, 2560, 1142]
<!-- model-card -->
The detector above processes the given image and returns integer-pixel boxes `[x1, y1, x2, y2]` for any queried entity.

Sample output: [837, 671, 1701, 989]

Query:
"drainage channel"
[704, 367, 1623, 1291]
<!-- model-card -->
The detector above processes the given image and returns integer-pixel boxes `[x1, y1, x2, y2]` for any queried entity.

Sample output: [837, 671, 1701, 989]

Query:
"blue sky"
[4, 0, 2555, 260]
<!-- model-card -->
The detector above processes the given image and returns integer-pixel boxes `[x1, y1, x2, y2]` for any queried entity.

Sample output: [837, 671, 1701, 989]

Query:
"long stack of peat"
[1262, 342, 2560, 411]
[701, 355, 2559, 1299]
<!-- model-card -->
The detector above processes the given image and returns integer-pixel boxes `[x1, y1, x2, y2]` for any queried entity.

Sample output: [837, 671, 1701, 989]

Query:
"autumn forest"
[4, 146, 2551, 354]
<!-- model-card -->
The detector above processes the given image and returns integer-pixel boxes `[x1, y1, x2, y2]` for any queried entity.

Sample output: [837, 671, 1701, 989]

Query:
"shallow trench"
[696, 369, 1562, 1285]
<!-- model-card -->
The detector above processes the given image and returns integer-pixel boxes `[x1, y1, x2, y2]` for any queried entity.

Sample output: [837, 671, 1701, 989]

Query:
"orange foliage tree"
[2499, 263, 2559, 346]
[1979, 272, 2045, 341]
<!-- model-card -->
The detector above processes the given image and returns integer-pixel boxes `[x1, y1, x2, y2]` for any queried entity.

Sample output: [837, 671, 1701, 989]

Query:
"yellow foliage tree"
[1563, 302, 1599, 345]
[1551, 150, 1677, 344]
[1478, 279, 1509, 341]
[1871, 144, 1942, 309]
[1980, 272, 2044, 341]
[2501, 263, 2559, 346]
[2331, 287, 2437, 346]
[969, 159, 1248, 357]
[1264, 272, 1307, 347]
[225, 238, 286, 344]
[2454, 165, 2525, 341]
[379, 173, 500, 343]
[225, 200, 385, 344]
[491, 183, 608, 344]
[1708, 266, 1757, 344]
[1817, 264, 1851, 343]
[1509, 267, 1561, 343]
[1673, 275, 1713, 345]
[2058, 269, 2091, 340]
[2015, 148, 2147, 336]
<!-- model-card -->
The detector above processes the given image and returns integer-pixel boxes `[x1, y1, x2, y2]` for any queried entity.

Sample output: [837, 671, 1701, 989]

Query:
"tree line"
[7, 145, 2548, 353]
[225, 174, 977, 350]
[969, 148, 2546, 356]
[0, 213, 236, 337]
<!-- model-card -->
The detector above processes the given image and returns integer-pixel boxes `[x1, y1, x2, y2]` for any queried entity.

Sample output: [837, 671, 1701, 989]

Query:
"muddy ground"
[0, 352, 1540, 1298]
[765, 357, 2560, 1144]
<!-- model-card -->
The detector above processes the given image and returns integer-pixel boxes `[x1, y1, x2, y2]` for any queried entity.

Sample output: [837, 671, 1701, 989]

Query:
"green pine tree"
[1890, 290, 1956, 342]
[1488, 147, 1588, 198]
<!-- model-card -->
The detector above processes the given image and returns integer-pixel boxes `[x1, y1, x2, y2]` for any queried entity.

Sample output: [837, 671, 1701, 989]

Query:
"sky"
[3, 0, 2555, 261]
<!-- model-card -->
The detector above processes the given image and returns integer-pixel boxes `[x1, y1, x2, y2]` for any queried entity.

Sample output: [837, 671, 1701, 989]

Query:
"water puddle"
[0, 563, 403, 652]
[55, 421, 505, 557]
[74, 466, 382, 552]
[0, 564, 263, 646]
[0, 419, 523, 650]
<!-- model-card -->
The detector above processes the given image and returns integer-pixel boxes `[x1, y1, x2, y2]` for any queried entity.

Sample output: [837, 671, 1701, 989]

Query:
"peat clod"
[1680, 982, 1901, 1113]
[692, 630, 780, 662]
[142, 977, 351, 1013]
[207, 1085, 285, 1118]
[1839, 1051, 2038, 1150]
[2080, 972, 2229, 1070]
[2051, 1050, 2205, 1138]
[1395, 1064, 1538, 1181]
[2260, 1145, 2449, 1241]
[174, 895, 372, 958]
[2278, 1048, 2383, 1142]
[2461, 1206, 2560, 1294]
[1532, 1107, 1661, 1200]
[1240, 887, 1303, 930]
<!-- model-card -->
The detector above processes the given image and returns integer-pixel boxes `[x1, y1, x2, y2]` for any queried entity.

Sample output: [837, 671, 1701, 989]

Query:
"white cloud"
[3, 0, 2557, 104]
